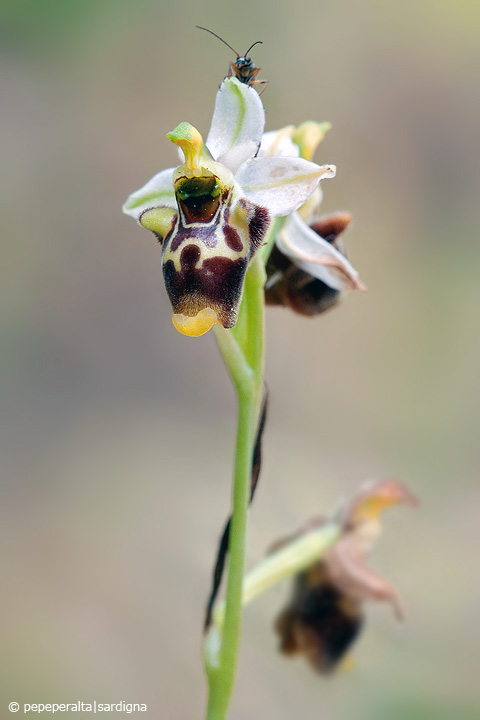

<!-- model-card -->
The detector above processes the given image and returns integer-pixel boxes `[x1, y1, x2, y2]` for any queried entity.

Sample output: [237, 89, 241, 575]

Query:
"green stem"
[239, 256, 266, 375]
[205, 255, 265, 720]
[205, 390, 258, 720]
[212, 322, 254, 398]
[259, 217, 284, 265]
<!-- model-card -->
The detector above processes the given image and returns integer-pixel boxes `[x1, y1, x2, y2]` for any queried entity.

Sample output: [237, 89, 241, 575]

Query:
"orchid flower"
[123, 78, 335, 337]
[259, 122, 367, 315]
[273, 480, 417, 673]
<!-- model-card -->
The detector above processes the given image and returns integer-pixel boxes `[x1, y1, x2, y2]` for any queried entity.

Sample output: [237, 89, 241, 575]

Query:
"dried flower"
[274, 480, 417, 673]
[123, 79, 335, 336]
[265, 211, 360, 315]
[260, 123, 366, 316]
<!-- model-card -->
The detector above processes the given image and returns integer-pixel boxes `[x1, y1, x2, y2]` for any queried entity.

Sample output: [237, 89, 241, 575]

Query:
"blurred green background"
[1, 0, 479, 718]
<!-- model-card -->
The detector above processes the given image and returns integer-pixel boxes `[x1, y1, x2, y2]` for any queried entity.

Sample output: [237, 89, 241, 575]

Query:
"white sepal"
[258, 127, 299, 158]
[122, 167, 176, 221]
[206, 78, 265, 174]
[277, 212, 365, 291]
[236, 157, 336, 217]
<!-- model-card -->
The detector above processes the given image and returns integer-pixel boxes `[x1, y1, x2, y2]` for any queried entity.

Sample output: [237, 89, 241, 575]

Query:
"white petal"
[206, 78, 265, 174]
[258, 128, 299, 158]
[277, 212, 365, 291]
[122, 168, 176, 221]
[236, 157, 335, 217]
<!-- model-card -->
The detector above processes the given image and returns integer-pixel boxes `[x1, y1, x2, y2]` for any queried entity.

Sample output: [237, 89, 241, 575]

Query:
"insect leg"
[252, 79, 269, 96]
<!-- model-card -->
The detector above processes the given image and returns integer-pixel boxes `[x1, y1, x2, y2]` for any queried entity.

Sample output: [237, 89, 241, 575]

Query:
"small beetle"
[196, 26, 268, 94]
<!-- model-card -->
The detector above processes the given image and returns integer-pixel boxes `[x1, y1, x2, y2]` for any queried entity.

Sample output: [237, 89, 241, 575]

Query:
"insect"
[196, 26, 268, 94]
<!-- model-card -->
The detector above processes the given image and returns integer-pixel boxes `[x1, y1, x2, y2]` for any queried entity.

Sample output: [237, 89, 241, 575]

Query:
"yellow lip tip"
[172, 308, 219, 337]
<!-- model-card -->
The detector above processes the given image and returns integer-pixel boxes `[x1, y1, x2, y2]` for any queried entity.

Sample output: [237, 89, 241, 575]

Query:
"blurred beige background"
[1, 1, 479, 718]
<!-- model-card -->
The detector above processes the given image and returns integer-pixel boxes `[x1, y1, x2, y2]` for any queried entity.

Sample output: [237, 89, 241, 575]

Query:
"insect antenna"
[244, 40, 263, 57]
[196, 26, 240, 57]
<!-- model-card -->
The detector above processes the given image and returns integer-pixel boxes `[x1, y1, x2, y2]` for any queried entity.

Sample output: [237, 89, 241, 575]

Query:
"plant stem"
[205, 255, 265, 720]
[205, 389, 258, 720]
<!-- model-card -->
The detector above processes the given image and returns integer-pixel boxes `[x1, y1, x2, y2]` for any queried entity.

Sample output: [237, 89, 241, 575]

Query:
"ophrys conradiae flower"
[123, 79, 336, 336]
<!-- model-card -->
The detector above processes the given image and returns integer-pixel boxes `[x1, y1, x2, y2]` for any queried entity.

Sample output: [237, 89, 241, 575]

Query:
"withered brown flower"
[274, 480, 417, 673]
[265, 211, 365, 316]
